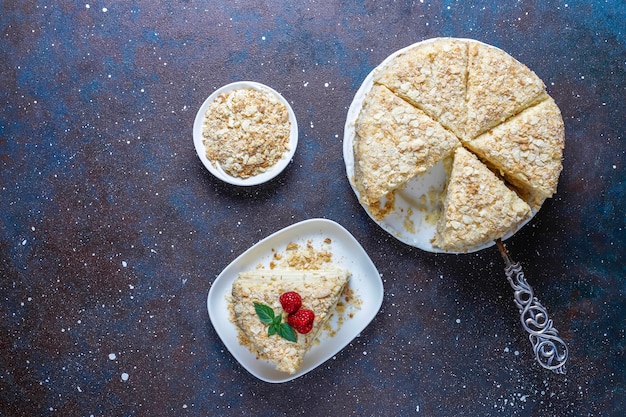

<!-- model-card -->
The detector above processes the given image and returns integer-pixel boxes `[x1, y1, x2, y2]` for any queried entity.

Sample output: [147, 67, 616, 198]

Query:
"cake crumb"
[202, 87, 291, 179]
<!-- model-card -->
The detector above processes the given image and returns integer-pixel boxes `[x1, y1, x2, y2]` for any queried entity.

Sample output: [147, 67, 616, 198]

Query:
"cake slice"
[353, 84, 460, 207]
[432, 147, 532, 252]
[465, 41, 548, 141]
[465, 97, 565, 209]
[374, 37, 468, 138]
[231, 268, 350, 374]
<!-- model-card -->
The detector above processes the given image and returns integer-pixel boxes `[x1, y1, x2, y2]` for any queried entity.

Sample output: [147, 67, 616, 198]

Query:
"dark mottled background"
[1, 1, 624, 416]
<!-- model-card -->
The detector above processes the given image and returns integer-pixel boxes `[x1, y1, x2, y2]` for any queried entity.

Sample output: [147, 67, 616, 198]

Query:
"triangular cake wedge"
[432, 147, 532, 252]
[374, 37, 468, 138]
[353, 84, 460, 206]
[465, 41, 548, 141]
[231, 269, 350, 374]
[465, 97, 565, 209]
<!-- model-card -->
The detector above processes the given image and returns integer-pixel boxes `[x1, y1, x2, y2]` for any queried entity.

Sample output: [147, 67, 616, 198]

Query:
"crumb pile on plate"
[202, 87, 291, 179]
[352, 37, 565, 252]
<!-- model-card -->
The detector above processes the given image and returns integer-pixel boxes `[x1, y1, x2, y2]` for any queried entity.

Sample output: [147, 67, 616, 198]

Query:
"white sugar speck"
[22, 239, 27, 245]
[455, 318, 461, 324]
[108, 353, 117, 360]
[85, 4, 90, 9]
[122, 261, 127, 267]
[121, 372, 129, 381]
[102, 7, 108, 13]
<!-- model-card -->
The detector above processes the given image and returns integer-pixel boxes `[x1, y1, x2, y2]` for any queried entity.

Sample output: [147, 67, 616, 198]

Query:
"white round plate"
[343, 38, 535, 254]
[207, 218, 383, 383]
[193, 81, 298, 186]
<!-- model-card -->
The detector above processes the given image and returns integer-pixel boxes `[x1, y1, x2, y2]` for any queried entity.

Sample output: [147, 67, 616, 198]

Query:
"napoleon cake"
[231, 268, 350, 374]
[374, 37, 468, 139]
[464, 40, 549, 142]
[432, 147, 532, 252]
[352, 37, 565, 252]
[464, 96, 565, 209]
[353, 84, 460, 209]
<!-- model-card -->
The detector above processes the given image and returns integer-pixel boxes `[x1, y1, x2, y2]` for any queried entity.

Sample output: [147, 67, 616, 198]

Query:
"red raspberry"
[287, 309, 315, 334]
[279, 291, 302, 314]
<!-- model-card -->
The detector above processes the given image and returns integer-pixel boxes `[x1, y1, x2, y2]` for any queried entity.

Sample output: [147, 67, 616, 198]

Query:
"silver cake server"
[496, 239, 569, 374]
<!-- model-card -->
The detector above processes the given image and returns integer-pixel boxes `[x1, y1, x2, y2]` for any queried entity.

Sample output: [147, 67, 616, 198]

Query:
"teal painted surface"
[1, 1, 624, 415]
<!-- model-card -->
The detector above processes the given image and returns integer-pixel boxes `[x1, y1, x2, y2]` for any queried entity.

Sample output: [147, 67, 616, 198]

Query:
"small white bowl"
[193, 81, 298, 186]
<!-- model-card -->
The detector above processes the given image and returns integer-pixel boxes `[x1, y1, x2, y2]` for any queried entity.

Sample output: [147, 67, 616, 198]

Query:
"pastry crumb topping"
[202, 87, 291, 178]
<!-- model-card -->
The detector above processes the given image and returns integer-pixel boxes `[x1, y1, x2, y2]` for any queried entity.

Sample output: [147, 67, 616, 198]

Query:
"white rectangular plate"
[207, 218, 383, 383]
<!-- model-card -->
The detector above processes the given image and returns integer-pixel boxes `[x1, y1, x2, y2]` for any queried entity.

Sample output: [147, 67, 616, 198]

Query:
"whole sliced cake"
[432, 147, 532, 252]
[351, 37, 565, 252]
[353, 84, 460, 207]
[231, 269, 350, 374]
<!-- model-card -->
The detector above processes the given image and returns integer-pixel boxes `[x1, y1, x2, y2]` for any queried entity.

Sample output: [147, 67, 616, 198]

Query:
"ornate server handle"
[496, 240, 568, 374]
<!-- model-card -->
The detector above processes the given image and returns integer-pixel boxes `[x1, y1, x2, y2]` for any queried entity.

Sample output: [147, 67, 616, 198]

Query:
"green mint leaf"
[254, 302, 296, 342]
[277, 323, 297, 343]
[254, 302, 275, 324]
